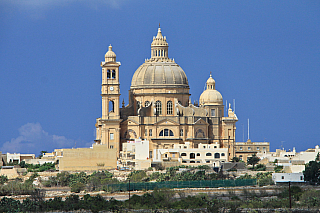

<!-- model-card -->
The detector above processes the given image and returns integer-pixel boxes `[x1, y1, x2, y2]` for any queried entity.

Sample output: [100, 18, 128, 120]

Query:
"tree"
[247, 154, 260, 169]
[38, 151, 47, 159]
[304, 160, 320, 184]
[231, 157, 240, 162]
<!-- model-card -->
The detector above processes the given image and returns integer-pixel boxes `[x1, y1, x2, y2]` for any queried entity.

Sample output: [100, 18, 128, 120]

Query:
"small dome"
[105, 45, 116, 62]
[199, 74, 223, 105]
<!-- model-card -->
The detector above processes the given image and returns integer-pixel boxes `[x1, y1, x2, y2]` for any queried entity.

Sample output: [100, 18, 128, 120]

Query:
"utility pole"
[128, 178, 131, 210]
[289, 181, 292, 209]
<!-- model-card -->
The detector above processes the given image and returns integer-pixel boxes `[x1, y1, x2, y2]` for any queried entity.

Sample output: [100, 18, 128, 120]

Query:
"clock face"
[110, 86, 114, 91]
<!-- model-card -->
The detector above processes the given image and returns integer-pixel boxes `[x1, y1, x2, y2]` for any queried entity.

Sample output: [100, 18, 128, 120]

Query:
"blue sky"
[0, 1, 319, 155]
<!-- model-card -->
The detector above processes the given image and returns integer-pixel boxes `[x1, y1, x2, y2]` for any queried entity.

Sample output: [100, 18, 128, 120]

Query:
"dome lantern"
[105, 44, 116, 62]
[151, 25, 169, 59]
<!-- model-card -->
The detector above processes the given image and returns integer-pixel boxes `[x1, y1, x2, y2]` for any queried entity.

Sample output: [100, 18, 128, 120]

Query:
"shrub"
[71, 182, 86, 193]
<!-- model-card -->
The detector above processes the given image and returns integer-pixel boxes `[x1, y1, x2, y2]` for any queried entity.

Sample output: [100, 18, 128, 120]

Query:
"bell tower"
[95, 45, 122, 152]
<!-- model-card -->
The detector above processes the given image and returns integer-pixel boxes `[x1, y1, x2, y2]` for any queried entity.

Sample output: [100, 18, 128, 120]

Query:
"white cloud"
[0, 122, 84, 155]
[9, 0, 127, 9]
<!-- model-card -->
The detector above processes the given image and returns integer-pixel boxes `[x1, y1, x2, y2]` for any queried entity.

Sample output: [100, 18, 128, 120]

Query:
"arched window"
[214, 153, 220, 159]
[181, 153, 187, 157]
[196, 153, 201, 156]
[107, 69, 111, 79]
[190, 153, 195, 159]
[145, 101, 150, 107]
[206, 153, 212, 156]
[136, 101, 140, 113]
[112, 70, 116, 79]
[159, 129, 174, 137]
[195, 129, 205, 138]
[109, 101, 114, 112]
[167, 101, 173, 114]
[155, 101, 162, 115]
[221, 153, 225, 156]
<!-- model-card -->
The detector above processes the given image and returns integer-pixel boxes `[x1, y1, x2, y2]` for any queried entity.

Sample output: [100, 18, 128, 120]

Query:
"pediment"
[194, 118, 209, 125]
[122, 118, 140, 125]
[155, 118, 179, 126]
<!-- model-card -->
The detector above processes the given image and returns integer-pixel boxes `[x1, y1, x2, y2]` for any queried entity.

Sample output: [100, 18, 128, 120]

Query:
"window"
[300, 176, 303, 180]
[149, 129, 152, 136]
[137, 101, 141, 113]
[112, 70, 116, 79]
[145, 101, 150, 107]
[190, 153, 195, 159]
[110, 145, 114, 149]
[263, 147, 266, 150]
[107, 69, 111, 79]
[257, 147, 260, 150]
[180, 129, 183, 137]
[221, 153, 225, 156]
[182, 161, 187, 163]
[145, 129, 147, 136]
[206, 161, 210, 163]
[282, 176, 284, 179]
[190, 161, 195, 163]
[149, 151, 152, 158]
[248, 147, 251, 150]
[214, 153, 220, 158]
[181, 153, 187, 156]
[155, 101, 162, 115]
[211, 109, 216, 117]
[206, 153, 212, 156]
[110, 133, 114, 140]
[159, 129, 174, 137]
[214, 146, 217, 148]
[240, 147, 243, 150]
[109, 101, 114, 112]
[203, 146, 206, 148]
[167, 101, 173, 114]
[165, 154, 167, 158]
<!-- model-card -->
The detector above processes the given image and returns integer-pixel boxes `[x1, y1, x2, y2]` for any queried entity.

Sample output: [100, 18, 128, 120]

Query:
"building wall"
[57, 144, 117, 171]
[235, 139, 270, 162]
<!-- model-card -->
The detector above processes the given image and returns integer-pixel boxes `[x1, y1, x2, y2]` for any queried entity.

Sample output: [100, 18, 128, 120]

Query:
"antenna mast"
[233, 99, 236, 113]
[248, 118, 250, 140]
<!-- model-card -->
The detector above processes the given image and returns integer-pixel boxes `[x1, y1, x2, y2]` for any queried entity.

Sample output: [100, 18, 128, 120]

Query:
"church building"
[94, 27, 238, 164]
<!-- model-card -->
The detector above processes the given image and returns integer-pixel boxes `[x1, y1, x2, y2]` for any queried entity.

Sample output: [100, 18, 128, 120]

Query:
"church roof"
[130, 27, 189, 89]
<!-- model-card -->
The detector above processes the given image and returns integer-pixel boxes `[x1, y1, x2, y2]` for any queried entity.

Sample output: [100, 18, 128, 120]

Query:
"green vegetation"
[42, 171, 119, 191]
[274, 165, 283, 173]
[238, 172, 273, 187]
[304, 160, 320, 184]
[1, 186, 320, 212]
[247, 154, 260, 169]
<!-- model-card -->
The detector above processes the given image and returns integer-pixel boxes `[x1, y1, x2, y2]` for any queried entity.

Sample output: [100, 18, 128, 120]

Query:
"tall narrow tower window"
[155, 101, 162, 115]
[112, 70, 116, 79]
[109, 101, 114, 112]
[107, 70, 111, 79]
[137, 101, 141, 113]
[167, 101, 173, 114]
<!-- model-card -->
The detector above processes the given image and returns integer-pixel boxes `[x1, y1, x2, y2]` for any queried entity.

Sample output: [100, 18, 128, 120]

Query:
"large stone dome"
[199, 74, 223, 105]
[130, 27, 189, 90]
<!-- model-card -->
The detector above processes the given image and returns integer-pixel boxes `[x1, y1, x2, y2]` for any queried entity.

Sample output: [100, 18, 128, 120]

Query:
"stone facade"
[95, 27, 238, 166]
